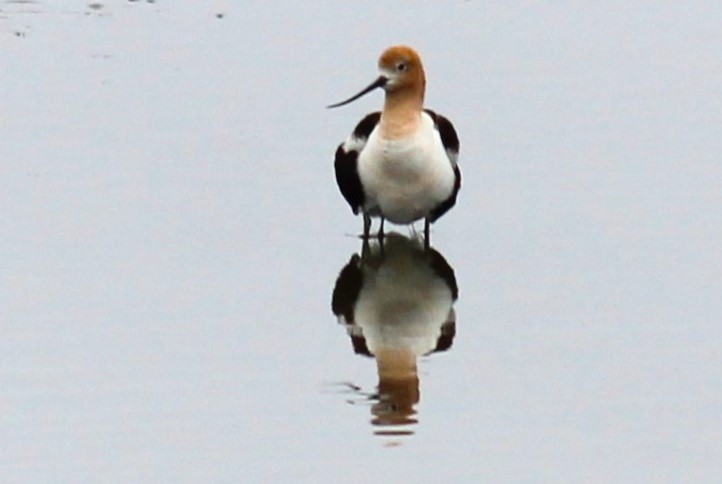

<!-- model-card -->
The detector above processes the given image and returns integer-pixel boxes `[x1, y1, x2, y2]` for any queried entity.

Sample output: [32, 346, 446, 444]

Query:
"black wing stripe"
[334, 112, 381, 214]
[424, 109, 460, 163]
[334, 146, 363, 214]
[424, 109, 461, 223]
[428, 164, 461, 222]
[352, 111, 381, 139]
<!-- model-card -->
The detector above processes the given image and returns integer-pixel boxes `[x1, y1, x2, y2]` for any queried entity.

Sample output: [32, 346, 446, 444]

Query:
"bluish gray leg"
[363, 214, 371, 240]
[424, 218, 430, 250]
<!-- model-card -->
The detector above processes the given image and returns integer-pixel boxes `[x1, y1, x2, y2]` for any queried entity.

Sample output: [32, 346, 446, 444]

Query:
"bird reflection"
[331, 233, 458, 437]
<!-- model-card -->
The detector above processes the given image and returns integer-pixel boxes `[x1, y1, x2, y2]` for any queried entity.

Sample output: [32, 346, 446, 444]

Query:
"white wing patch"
[343, 135, 368, 154]
[445, 147, 459, 166]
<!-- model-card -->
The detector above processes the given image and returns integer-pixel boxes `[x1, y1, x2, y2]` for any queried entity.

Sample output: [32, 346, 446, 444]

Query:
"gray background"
[2, 1, 721, 482]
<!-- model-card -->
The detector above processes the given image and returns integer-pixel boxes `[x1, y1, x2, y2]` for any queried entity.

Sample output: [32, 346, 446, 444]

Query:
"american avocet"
[329, 45, 461, 249]
[331, 233, 457, 430]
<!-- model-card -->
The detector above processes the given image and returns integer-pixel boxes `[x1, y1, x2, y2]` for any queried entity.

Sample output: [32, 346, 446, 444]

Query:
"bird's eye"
[396, 62, 407, 72]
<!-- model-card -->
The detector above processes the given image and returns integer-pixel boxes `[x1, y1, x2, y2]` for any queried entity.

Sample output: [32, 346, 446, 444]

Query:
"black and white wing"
[333, 112, 381, 215]
[425, 109, 461, 222]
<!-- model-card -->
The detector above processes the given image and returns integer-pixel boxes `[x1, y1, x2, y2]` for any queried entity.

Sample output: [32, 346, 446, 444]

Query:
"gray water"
[2, 1, 722, 482]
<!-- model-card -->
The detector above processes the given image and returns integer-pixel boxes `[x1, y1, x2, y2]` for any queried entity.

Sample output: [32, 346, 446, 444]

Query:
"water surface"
[2, 1, 722, 482]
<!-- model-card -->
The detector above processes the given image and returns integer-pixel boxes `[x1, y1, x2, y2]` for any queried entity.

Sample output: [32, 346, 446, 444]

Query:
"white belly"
[353, 234, 456, 357]
[357, 115, 455, 225]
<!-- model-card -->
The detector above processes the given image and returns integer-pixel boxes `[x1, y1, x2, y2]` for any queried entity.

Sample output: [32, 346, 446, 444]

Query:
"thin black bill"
[327, 76, 387, 109]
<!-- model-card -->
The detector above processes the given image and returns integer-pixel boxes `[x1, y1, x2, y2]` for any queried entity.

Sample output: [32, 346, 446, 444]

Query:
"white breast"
[357, 113, 455, 224]
[353, 239, 455, 357]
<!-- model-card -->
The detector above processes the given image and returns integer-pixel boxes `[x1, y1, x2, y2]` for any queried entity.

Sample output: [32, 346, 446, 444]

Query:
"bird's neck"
[380, 92, 424, 139]
[375, 348, 418, 381]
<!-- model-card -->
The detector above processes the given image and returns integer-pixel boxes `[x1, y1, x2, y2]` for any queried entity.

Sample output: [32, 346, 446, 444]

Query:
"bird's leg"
[424, 218, 431, 251]
[378, 218, 386, 256]
[361, 236, 371, 260]
[363, 213, 371, 240]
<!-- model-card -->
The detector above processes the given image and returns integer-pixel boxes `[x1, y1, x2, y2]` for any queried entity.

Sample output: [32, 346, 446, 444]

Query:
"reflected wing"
[331, 254, 373, 357]
[334, 112, 381, 214]
[331, 254, 363, 324]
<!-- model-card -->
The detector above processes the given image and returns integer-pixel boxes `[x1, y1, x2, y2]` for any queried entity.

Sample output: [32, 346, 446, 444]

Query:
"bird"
[331, 233, 458, 430]
[328, 45, 461, 249]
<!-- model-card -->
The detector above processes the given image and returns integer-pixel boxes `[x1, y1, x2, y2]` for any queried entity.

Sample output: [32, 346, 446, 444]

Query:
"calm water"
[2, 1, 722, 482]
